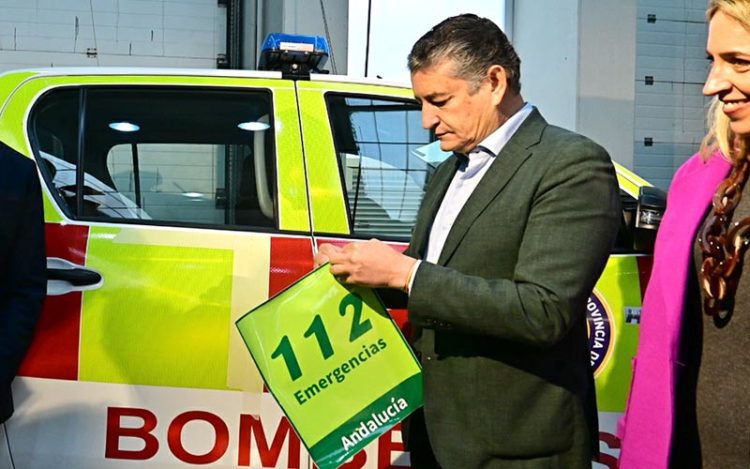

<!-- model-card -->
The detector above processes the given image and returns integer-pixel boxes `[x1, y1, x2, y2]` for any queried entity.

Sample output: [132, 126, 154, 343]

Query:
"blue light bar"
[258, 33, 330, 78]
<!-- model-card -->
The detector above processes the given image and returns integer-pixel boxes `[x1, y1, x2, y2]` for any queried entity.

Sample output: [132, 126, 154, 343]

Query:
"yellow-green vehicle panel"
[590, 255, 643, 411]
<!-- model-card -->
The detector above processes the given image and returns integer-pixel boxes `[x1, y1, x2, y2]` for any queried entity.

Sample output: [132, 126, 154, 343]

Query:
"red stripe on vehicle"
[268, 237, 314, 297]
[636, 256, 654, 299]
[19, 223, 88, 380]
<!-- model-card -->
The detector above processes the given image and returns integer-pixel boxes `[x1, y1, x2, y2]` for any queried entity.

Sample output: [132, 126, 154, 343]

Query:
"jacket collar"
[408, 109, 547, 262]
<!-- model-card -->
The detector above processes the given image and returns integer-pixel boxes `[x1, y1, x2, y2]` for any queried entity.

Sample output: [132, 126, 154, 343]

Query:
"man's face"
[411, 59, 503, 154]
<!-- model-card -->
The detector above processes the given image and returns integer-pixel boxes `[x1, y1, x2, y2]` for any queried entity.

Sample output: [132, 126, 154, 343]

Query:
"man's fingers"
[326, 249, 350, 265]
[313, 253, 329, 267]
[318, 243, 342, 255]
[320, 244, 350, 263]
[329, 262, 347, 276]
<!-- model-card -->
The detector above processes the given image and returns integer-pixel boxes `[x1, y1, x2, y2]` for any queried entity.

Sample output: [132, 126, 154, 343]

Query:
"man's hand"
[314, 240, 417, 291]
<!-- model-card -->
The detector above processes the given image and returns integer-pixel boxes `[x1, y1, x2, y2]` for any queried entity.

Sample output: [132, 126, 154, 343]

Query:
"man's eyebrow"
[421, 92, 449, 101]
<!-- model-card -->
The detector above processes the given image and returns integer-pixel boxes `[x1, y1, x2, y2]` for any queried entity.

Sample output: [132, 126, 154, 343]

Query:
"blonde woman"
[619, 1, 750, 467]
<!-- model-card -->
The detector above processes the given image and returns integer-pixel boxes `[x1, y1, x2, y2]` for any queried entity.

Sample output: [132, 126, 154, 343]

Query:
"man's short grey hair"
[407, 13, 521, 94]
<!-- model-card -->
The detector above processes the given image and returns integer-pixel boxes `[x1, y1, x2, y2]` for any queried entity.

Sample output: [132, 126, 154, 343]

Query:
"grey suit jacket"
[404, 109, 620, 467]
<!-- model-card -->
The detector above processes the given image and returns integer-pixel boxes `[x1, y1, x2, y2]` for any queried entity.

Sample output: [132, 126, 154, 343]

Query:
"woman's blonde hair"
[701, 0, 750, 162]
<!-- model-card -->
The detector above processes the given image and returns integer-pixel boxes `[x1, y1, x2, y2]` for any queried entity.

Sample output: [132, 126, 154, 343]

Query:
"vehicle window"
[327, 94, 449, 240]
[31, 88, 81, 211]
[31, 86, 276, 229]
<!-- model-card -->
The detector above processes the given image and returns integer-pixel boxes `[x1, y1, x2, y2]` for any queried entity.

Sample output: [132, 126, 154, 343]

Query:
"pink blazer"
[618, 151, 731, 468]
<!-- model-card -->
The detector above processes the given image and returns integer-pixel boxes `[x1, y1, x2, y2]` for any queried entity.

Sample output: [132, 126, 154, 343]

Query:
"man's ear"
[487, 65, 508, 105]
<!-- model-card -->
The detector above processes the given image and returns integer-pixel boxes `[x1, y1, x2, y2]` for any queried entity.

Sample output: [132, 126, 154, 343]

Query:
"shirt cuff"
[406, 260, 421, 295]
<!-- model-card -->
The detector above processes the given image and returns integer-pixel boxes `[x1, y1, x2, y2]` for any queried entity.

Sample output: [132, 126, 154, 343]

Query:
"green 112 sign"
[236, 265, 422, 469]
[271, 292, 373, 383]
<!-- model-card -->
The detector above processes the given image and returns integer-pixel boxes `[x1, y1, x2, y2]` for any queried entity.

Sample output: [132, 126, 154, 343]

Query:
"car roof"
[0, 67, 412, 90]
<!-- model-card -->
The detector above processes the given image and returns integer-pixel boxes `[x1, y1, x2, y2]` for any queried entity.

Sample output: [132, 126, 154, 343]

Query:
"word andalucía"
[341, 397, 409, 451]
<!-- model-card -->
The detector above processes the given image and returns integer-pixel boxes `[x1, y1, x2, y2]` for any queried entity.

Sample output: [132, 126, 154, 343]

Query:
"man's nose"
[421, 105, 439, 130]
[703, 63, 731, 97]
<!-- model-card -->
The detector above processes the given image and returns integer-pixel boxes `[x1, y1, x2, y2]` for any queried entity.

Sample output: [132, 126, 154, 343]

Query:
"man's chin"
[439, 140, 462, 153]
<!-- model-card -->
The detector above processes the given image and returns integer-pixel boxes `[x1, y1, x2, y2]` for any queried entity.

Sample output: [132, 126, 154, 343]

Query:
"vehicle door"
[296, 79, 436, 469]
[0, 73, 315, 469]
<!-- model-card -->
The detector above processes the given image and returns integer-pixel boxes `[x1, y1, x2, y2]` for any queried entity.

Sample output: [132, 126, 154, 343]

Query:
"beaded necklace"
[699, 152, 750, 324]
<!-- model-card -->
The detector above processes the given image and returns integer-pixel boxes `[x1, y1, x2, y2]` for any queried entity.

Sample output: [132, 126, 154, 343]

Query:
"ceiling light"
[109, 121, 140, 132]
[238, 121, 270, 131]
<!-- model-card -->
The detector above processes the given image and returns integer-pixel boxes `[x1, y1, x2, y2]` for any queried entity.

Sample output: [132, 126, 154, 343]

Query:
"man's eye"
[432, 99, 448, 107]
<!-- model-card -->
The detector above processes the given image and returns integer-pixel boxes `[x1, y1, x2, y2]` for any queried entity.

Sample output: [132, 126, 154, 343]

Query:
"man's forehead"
[411, 81, 451, 102]
[411, 60, 462, 94]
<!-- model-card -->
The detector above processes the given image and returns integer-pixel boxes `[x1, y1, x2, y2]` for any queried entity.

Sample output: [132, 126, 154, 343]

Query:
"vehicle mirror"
[633, 186, 666, 252]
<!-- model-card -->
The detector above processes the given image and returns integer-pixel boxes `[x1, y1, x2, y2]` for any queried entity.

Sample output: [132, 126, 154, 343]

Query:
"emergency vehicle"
[0, 34, 662, 468]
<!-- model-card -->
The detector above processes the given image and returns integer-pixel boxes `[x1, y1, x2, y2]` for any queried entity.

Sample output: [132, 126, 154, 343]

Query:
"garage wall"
[512, 0, 579, 132]
[257, 0, 347, 75]
[513, 0, 637, 169]
[578, 0, 637, 170]
[0, 0, 225, 71]
[633, 0, 711, 190]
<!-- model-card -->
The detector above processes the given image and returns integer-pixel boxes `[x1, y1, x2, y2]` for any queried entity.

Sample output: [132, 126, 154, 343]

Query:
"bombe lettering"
[104, 405, 410, 468]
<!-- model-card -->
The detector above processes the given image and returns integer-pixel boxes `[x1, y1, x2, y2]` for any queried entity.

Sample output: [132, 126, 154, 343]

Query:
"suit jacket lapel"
[409, 154, 462, 259]
[436, 109, 547, 265]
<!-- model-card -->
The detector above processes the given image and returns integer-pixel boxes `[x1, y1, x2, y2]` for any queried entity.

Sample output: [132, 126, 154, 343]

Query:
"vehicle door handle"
[46, 257, 103, 296]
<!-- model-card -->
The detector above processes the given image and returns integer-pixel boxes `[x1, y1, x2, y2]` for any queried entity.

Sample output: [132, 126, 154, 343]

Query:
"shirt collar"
[470, 102, 534, 158]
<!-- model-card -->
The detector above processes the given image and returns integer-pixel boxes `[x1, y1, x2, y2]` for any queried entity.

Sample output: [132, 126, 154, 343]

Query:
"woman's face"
[705, 10, 750, 136]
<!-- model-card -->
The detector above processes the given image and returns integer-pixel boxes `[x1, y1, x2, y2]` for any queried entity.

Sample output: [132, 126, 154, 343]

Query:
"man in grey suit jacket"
[316, 14, 620, 468]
